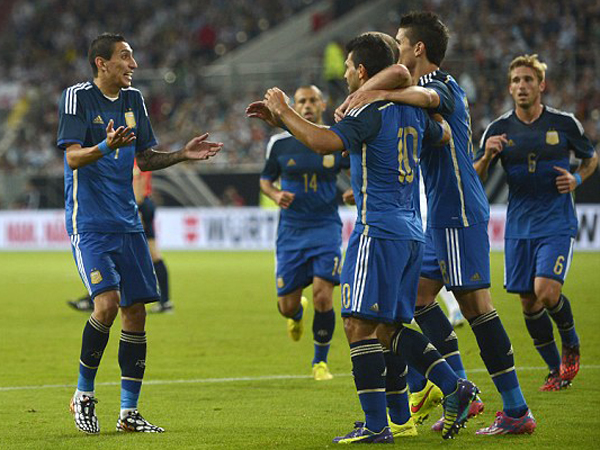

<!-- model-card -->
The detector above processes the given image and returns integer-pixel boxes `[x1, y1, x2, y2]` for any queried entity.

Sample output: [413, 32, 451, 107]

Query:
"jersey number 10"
[397, 126, 419, 183]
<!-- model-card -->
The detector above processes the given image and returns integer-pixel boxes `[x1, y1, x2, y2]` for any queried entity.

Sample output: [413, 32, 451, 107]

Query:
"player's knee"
[312, 290, 333, 312]
[277, 298, 298, 318]
[534, 282, 561, 307]
[343, 317, 377, 343]
[456, 288, 493, 318]
[121, 303, 147, 329]
[93, 293, 119, 325]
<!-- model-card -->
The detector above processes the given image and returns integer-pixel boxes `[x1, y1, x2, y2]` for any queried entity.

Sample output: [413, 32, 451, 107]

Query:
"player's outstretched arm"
[554, 150, 599, 194]
[259, 179, 295, 209]
[136, 133, 223, 171]
[264, 87, 344, 155]
[474, 134, 508, 181]
[65, 120, 136, 169]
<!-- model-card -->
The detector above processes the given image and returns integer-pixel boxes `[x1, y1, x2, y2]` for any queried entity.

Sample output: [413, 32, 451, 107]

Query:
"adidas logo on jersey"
[506, 139, 515, 146]
[286, 158, 296, 166]
[93, 115, 104, 124]
[370, 303, 379, 312]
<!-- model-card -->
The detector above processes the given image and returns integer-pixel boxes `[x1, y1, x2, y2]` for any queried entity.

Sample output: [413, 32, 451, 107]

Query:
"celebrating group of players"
[250, 11, 597, 444]
[57, 9, 597, 443]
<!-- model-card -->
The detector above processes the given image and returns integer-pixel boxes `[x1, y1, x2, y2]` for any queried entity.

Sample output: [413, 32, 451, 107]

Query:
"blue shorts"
[138, 196, 156, 239]
[340, 232, 423, 324]
[504, 235, 575, 293]
[420, 222, 491, 291]
[275, 243, 342, 296]
[70, 232, 160, 306]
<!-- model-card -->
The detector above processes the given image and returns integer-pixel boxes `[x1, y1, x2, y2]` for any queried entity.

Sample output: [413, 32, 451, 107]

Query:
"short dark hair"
[361, 32, 400, 63]
[399, 11, 449, 66]
[88, 33, 126, 76]
[346, 34, 394, 78]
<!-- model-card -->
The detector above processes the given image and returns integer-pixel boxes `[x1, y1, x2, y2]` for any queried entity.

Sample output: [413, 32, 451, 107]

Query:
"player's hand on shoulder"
[485, 133, 508, 159]
[553, 166, 578, 193]
[275, 190, 295, 209]
[106, 119, 136, 149]
[184, 133, 223, 161]
[342, 189, 355, 205]
[346, 90, 386, 112]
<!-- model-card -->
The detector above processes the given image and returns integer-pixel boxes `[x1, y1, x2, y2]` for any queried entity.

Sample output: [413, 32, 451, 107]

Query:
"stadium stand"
[0, 0, 597, 207]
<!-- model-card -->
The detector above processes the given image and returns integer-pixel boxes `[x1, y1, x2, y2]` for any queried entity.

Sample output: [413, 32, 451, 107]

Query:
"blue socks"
[350, 339, 387, 433]
[119, 330, 147, 410]
[548, 294, 579, 348]
[383, 350, 411, 425]
[469, 310, 528, 418]
[524, 308, 561, 371]
[414, 302, 467, 379]
[77, 316, 110, 393]
[391, 326, 459, 396]
[312, 309, 335, 364]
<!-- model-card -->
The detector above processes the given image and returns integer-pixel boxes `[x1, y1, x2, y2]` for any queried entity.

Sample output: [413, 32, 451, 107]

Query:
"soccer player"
[253, 85, 348, 381]
[335, 12, 536, 435]
[256, 33, 478, 443]
[57, 33, 222, 434]
[133, 160, 173, 313]
[66, 161, 172, 314]
[475, 54, 598, 391]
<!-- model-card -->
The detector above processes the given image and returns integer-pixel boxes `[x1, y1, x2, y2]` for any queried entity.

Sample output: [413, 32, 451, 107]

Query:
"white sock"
[120, 408, 136, 419]
[74, 389, 94, 399]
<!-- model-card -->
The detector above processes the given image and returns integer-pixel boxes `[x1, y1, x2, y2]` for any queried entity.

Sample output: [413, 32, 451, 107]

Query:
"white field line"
[1, 365, 599, 392]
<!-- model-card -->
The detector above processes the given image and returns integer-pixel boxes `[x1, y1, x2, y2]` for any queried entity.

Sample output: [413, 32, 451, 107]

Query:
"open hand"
[246, 101, 282, 128]
[106, 119, 136, 149]
[183, 133, 223, 161]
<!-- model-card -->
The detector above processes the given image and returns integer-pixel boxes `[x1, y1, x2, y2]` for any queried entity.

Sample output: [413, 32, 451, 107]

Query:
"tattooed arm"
[136, 132, 223, 171]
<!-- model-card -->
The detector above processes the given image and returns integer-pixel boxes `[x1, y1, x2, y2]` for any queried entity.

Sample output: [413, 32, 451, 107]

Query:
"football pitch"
[0, 251, 599, 449]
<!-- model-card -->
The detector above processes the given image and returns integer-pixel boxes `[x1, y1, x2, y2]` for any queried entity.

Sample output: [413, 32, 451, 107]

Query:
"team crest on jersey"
[286, 158, 296, 166]
[277, 277, 285, 288]
[322, 154, 335, 168]
[93, 115, 104, 125]
[90, 270, 103, 285]
[546, 130, 559, 145]
[125, 111, 136, 128]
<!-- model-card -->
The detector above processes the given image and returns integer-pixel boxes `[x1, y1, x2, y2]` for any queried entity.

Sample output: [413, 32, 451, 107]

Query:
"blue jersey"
[57, 82, 157, 235]
[331, 101, 444, 241]
[419, 70, 489, 228]
[477, 106, 595, 239]
[261, 131, 350, 249]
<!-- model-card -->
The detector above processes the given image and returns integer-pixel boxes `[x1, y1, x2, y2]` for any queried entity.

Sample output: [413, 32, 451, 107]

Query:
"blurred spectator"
[220, 185, 246, 206]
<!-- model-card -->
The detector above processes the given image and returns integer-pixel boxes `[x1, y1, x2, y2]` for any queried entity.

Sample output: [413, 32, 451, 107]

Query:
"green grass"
[0, 251, 599, 449]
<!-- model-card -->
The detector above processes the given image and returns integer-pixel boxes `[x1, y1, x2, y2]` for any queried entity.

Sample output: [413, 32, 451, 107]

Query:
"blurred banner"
[0, 205, 599, 251]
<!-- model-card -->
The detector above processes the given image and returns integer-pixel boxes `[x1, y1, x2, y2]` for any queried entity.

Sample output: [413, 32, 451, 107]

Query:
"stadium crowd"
[0, 0, 597, 206]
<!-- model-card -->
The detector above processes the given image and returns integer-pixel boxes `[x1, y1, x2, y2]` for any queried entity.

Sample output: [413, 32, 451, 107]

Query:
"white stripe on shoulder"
[479, 109, 513, 149]
[545, 106, 585, 135]
[65, 82, 92, 115]
[265, 131, 292, 158]
[123, 87, 150, 116]
[347, 104, 370, 117]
